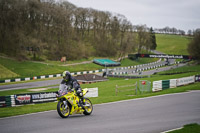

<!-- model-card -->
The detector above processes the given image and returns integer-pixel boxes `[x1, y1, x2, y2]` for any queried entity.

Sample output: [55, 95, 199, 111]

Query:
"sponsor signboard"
[14, 92, 58, 105]
[177, 76, 195, 86]
[13, 88, 98, 106]
[31, 92, 57, 103]
[8, 88, 98, 107]
[195, 75, 200, 82]
[85, 88, 98, 97]
[129, 54, 193, 59]
[15, 94, 31, 105]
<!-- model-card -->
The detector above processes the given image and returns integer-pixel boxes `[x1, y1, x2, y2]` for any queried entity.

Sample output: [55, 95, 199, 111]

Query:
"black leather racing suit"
[60, 75, 84, 107]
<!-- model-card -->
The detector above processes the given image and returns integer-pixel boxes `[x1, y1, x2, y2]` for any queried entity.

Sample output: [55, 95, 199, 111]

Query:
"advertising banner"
[15, 94, 31, 105]
[10, 88, 98, 107]
[177, 76, 195, 86]
[31, 92, 57, 103]
[14, 92, 58, 105]
[195, 75, 200, 82]
[129, 54, 193, 59]
[85, 88, 98, 97]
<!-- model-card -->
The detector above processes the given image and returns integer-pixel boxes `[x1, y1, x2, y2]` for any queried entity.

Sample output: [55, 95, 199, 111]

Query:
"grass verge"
[167, 123, 200, 133]
[156, 34, 191, 55]
[0, 64, 19, 79]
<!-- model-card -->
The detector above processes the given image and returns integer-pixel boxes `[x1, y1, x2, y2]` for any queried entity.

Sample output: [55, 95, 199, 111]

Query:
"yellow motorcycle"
[56, 84, 93, 118]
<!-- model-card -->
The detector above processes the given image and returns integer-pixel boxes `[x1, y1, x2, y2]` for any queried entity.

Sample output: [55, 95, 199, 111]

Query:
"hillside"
[156, 34, 192, 55]
[0, 34, 190, 80]
[0, 0, 135, 61]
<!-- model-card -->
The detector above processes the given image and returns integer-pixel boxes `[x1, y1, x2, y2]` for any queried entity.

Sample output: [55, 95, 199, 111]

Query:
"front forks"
[63, 101, 67, 109]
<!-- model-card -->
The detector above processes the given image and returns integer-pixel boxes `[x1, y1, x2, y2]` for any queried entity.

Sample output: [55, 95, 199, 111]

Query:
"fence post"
[136, 81, 137, 95]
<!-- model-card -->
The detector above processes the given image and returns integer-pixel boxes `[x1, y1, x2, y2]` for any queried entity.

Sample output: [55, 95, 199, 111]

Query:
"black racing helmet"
[62, 71, 71, 81]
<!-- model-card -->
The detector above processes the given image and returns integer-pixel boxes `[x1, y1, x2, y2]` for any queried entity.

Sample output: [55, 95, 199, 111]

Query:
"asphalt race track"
[1, 91, 200, 133]
[0, 79, 62, 91]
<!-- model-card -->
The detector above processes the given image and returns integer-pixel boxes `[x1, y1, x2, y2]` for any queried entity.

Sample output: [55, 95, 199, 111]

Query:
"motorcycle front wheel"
[83, 98, 93, 115]
[57, 101, 70, 118]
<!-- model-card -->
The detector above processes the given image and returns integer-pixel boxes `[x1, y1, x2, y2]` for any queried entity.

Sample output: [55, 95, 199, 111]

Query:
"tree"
[0, 0, 137, 60]
[135, 25, 151, 53]
[149, 27, 157, 50]
[187, 30, 200, 63]
[118, 16, 132, 60]
[187, 29, 192, 36]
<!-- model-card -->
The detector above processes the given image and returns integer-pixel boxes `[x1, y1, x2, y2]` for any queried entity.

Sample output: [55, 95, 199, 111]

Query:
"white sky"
[66, 0, 200, 32]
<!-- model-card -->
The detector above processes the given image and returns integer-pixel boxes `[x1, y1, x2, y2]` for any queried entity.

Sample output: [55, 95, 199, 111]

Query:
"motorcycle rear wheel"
[83, 98, 93, 115]
[57, 101, 70, 118]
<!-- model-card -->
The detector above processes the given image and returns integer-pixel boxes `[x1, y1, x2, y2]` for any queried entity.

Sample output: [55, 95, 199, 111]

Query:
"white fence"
[152, 80, 162, 92]
[177, 76, 195, 86]
[152, 75, 196, 92]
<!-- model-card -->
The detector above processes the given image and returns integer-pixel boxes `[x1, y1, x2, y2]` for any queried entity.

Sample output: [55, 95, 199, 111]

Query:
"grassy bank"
[0, 34, 191, 80]
[0, 57, 157, 80]
[156, 34, 191, 55]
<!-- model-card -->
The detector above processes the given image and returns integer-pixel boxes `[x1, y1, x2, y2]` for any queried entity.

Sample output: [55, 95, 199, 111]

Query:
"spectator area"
[93, 59, 120, 67]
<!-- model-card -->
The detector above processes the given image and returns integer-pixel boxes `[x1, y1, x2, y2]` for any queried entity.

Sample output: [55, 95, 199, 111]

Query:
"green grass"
[0, 57, 103, 79]
[0, 57, 158, 80]
[156, 64, 200, 75]
[156, 34, 192, 55]
[0, 64, 19, 79]
[168, 123, 200, 133]
[120, 58, 158, 67]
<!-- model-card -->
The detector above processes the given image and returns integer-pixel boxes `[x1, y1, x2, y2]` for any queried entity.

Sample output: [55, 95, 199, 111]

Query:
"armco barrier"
[152, 80, 162, 92]
[170, 79, 177, 88]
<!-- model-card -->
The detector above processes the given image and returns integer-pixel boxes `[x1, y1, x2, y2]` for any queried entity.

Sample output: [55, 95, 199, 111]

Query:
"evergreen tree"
[188, 30, 200, 63]
[150, 27, 157, 50]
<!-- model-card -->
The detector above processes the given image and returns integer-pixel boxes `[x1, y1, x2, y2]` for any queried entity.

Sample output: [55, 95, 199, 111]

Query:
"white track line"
[161, 127, 183, 133]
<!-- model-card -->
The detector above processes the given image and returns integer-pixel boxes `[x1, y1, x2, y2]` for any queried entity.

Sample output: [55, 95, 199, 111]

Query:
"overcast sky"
[66, 0, 200, 32]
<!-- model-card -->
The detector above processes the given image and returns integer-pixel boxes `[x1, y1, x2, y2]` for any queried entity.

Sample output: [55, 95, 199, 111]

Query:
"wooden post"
[135, 81, 137, 95]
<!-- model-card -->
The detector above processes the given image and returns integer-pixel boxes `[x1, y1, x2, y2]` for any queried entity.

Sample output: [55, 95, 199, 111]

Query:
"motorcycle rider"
[60, 71, 85, 108]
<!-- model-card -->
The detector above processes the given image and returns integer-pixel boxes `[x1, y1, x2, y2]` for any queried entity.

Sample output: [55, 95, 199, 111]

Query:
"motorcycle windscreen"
[58, 84, 68, 95]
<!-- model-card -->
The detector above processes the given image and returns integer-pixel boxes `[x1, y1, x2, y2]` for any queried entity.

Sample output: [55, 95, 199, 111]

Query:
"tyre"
[57, 101, 70, 118]
[83, 98, 93, 115]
